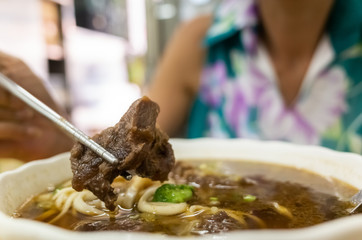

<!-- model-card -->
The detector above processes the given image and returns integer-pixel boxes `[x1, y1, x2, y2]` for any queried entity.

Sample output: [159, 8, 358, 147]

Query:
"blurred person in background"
[148, 0, 362, 154]
[0, 52, 72, 161]
[0, 0, 361, 162]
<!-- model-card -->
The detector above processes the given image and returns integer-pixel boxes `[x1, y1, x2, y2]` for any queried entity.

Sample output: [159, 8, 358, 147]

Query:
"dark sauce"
[15, 160, 360, 236]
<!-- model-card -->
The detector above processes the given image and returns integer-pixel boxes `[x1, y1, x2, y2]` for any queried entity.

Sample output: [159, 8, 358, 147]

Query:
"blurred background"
[0, 0, 219, 135]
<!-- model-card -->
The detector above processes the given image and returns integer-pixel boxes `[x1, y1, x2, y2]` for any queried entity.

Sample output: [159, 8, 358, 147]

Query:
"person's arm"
[0, 51, 73, 161]
[146, 15, 212, 137]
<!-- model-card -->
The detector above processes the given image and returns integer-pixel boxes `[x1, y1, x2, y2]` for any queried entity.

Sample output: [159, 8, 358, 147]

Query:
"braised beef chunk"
[75, 217, 150, 232]
[195, 211, 243, 233]
[70, 96, 175, 210]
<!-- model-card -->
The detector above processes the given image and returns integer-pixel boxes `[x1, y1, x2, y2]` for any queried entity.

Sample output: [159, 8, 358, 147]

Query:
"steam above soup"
[14, 160, 360, 236]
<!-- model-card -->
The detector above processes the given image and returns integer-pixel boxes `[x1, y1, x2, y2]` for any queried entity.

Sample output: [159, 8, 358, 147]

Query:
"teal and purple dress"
[187, 0, 362, 154]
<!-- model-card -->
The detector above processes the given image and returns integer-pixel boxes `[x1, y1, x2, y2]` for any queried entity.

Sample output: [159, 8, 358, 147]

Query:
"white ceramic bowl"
[0, 138, 361, 240]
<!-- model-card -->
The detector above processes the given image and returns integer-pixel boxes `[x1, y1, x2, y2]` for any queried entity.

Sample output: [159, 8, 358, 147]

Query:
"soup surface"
[14, 160, 360, 236]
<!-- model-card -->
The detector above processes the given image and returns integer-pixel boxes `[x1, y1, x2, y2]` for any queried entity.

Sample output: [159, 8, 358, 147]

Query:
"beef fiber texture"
[70, 96, 175, 210]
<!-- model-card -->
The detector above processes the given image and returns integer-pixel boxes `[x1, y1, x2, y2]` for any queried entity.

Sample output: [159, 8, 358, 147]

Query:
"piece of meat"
[70, 96, 175, 210]
[195, 211, 243, 233]
[75, 216, 151, 232]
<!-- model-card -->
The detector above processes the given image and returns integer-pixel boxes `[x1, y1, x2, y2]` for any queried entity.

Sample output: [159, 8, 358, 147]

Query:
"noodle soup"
[14, 160, 360, 236]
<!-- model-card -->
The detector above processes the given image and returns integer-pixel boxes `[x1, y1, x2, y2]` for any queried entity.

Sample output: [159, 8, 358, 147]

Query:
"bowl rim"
[0, 138, 361, 240]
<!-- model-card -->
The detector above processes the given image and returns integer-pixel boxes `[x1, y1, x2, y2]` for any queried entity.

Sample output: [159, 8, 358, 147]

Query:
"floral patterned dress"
[187, 0, 362, 154]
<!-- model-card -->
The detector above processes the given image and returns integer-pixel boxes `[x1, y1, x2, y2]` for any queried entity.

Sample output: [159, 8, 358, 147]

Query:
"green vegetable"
[53, 187, 62, 195]
[243, 194, 256, 202]
[209, 197, 219, 201]
[209, 196, 220, 205]
[152, 184, 194, 203]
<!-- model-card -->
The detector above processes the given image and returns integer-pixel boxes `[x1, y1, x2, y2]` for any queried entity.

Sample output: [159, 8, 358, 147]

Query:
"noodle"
[72, 191, 104, 215]
[186, 205, 266, 228]
[271, 202, 293, 219]
[137, 186, 188, 215]
[116, 176, 153, 209]
[36, 181, 107, 223]
[50, 190, 78, 224]
[35, 209, 58, 221]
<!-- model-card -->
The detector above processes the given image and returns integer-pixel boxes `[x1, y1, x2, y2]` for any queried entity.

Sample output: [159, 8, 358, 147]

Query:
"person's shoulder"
[181, 14, 212, 33]
[173, 15, 213, 44]
[157, 15, 213, 100]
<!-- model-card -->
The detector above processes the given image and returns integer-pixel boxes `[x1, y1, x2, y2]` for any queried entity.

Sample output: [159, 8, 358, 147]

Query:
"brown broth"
[15, 160, 360, 236]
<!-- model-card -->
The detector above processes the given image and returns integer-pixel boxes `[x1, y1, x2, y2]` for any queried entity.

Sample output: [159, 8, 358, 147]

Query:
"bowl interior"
[0, 138, 361, 240]
[0, 152, 72, 215]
